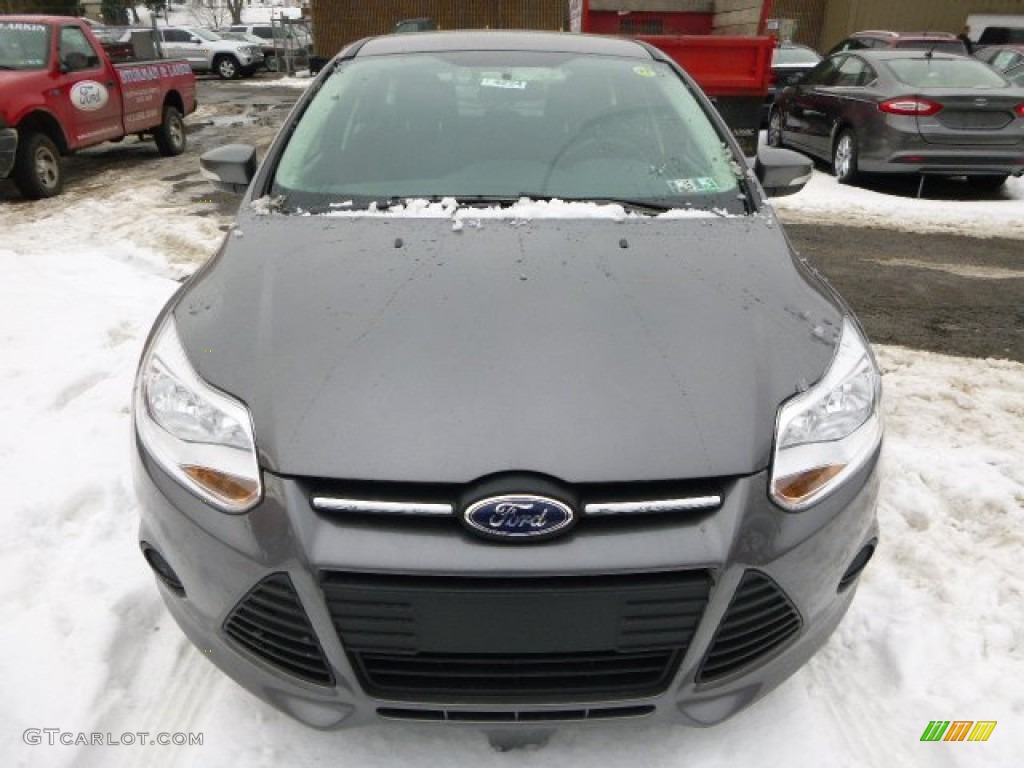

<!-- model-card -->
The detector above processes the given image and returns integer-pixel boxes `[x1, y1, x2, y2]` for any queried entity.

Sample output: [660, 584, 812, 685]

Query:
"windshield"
[887, 57, 1010, 88]
[774, 46, 821, 66]
[271, 51, 746, 214]
[0, 21, 51, 70]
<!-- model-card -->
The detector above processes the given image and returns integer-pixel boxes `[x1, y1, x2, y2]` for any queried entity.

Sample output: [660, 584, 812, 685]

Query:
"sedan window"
[886, 57, 1010, 88]
[803, 57, 842, 86]
[835, 56, 874, 86]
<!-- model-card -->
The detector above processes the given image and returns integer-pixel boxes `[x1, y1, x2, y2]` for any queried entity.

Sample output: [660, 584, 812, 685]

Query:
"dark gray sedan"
[133, 31, 881, 740]
[769, 49, 1024, 188]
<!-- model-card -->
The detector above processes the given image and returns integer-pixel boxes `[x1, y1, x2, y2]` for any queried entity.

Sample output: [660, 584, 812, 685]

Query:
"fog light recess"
[141, 543, 186, 596]
[838, 540, 876, 593]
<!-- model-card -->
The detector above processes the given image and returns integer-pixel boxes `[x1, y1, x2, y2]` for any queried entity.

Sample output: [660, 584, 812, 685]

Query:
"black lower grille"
[378, 705, 656, 722]
[224, 573, 334, 686]
[322, 570, 710, 701]
[697, 571, 801, 683]
[358, 649, 680, 698]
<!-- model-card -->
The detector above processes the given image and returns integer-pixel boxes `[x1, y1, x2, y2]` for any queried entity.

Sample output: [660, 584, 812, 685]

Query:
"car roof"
[853, 30, 958, 40]
[355, 30, 654, 59]
[837, 49, 969, 61]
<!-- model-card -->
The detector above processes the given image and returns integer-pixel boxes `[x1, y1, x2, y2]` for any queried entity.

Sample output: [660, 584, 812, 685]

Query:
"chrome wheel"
[216, 56, 239, 79]
[833, 129, 859, 184]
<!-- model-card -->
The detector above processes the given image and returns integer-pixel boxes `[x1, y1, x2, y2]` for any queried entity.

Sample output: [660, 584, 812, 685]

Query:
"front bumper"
[133, 435, 880, 730]
[0, 127, 17, 178]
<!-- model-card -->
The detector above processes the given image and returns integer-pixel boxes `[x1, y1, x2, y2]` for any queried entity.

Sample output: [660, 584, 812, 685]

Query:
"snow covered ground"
[1, 85, 1022, 767]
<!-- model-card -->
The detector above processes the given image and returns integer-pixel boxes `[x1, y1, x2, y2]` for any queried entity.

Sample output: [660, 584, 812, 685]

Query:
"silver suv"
[158, 25, 264, 79]
[227, 22, 310, 71]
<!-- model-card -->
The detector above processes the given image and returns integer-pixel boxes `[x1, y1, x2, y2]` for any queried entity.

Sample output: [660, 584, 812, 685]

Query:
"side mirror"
[188, 36, 201, 44]
[754, 146, 812, 197]
[200, 144, 258, 194]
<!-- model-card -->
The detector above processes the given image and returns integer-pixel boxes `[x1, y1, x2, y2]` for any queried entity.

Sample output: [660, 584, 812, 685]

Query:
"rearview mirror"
[754, 146, 812, 197]
[200, 144, 258, 194]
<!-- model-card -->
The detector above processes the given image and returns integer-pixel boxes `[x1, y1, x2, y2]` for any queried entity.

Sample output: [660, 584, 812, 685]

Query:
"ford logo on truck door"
[70, 81, 109, 112]
[463, 495, 576, 541]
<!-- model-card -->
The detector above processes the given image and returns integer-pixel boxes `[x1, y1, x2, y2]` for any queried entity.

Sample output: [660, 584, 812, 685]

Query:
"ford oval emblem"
[463, 495, 576, 541]
[70, 80, 110, 112]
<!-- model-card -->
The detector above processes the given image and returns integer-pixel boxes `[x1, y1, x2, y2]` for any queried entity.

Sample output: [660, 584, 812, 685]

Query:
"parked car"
[975, 43, 1024, 74]
[763, 41, 822, 126]
[393, 17, 437, 34]
[0, 15, 195, 198]
[134, 30, 882, 739]
[827, 30, 968, 56]
[966, 14, 1024, 46]
[226, 22, 311, 71]
[768, 49, 1024, 189]
[156, 25, 263, 79]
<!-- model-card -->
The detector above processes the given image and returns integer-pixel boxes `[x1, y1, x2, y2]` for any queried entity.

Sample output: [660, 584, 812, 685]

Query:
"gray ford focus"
[132, 31, 882, 737]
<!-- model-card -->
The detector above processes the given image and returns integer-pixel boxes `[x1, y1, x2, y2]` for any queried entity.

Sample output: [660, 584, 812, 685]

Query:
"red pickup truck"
[0, 16, 197, 199]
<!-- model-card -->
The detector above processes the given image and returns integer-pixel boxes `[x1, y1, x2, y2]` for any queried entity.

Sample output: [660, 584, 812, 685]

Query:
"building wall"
[770, 0, 828, 47]
[311, 0, 567, 56]
[713, 0, 766, 35]
[310, 1, 777, 55]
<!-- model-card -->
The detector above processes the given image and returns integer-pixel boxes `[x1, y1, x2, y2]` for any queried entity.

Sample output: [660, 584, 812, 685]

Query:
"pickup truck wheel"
[13, 131, 63, 199]
[214, 55, 240, 80]
[154, 106, 186, 156]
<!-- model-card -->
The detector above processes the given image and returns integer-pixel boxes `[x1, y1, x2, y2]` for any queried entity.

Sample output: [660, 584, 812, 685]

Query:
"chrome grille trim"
[584, 496, 722, 516]
[312, 497, 454, 516]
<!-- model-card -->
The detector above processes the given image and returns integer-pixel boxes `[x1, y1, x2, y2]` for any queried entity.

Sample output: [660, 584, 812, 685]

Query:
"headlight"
[134, 316, 261, 512]
[770, 318, 882, 511]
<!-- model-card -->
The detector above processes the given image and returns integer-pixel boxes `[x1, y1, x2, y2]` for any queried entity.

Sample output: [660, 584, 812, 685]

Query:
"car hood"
[174, 211, 844, 484]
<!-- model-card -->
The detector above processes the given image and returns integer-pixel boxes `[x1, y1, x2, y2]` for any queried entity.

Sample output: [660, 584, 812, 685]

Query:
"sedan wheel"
[833, 129, 860, 184]
[768, 110, 785, 148]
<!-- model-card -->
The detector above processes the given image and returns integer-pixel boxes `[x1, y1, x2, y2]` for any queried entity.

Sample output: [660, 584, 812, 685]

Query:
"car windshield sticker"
[633, 66, 657, 77]
[480, 77, 527, 89]
[668, 178, 722, 194]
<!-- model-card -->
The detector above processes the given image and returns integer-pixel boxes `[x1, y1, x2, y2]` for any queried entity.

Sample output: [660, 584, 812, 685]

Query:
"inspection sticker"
[668, 177, 721, 193]
[480, 77, 527, 89]
[633, 66, 657, 77]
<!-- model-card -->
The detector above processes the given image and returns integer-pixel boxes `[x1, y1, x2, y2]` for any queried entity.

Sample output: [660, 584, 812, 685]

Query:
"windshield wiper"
[292, 196, 405, 214]
[450, 195, 674, 214]
[568, 197, 674, 214]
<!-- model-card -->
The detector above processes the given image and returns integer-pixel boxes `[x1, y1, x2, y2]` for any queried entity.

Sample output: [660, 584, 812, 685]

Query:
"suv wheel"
[214, 55, 240, 80]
